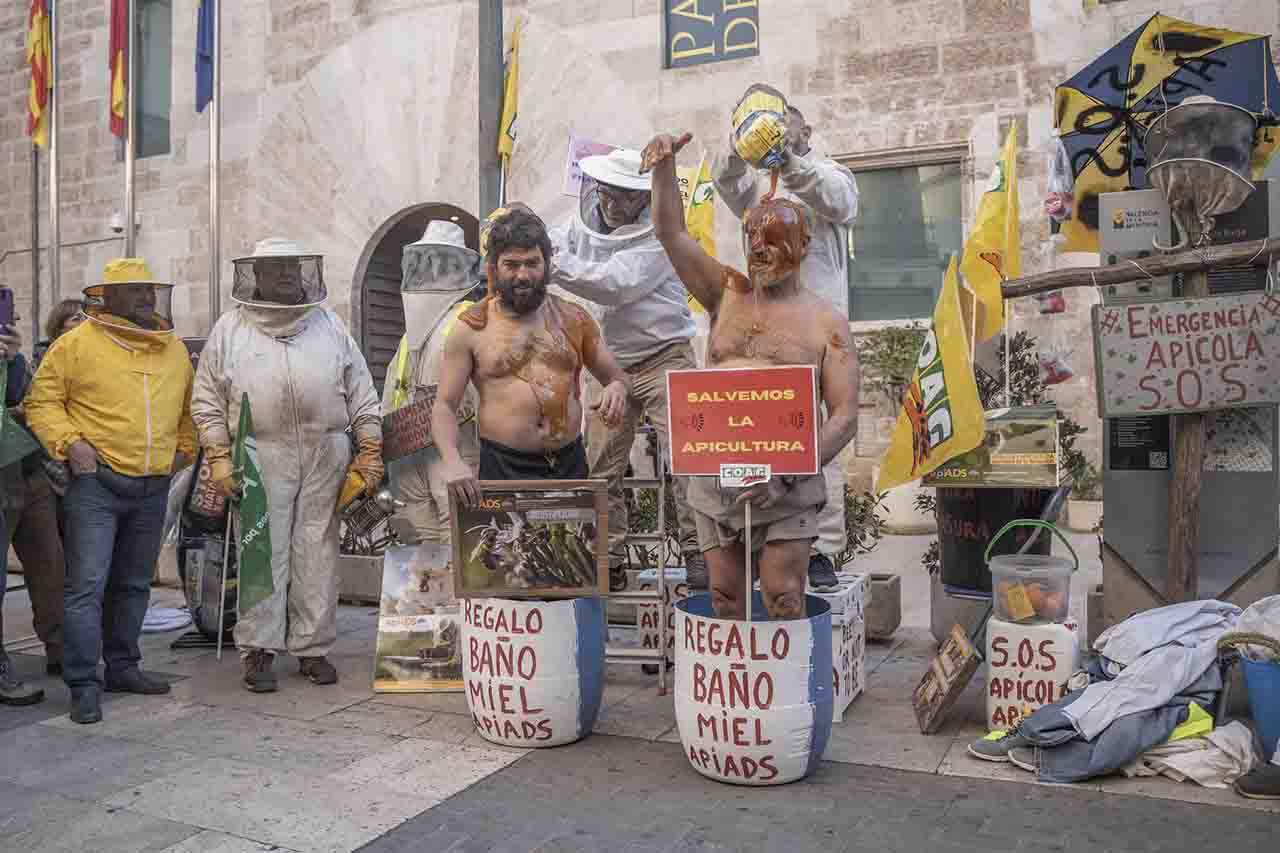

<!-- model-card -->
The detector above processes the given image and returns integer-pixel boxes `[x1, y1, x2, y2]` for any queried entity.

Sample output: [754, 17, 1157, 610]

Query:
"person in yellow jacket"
[25, 258, 196, 725]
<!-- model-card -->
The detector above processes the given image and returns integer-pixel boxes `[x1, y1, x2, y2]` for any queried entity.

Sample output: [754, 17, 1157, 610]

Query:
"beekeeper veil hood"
[401, 220, 481, 353]
[82, 257, 175, 338]
[232, 238, 325, 337]
[577, 147, 652, 235]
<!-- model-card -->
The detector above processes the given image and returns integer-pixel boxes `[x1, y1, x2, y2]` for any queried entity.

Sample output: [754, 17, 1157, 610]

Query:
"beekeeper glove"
[205, 444, 240, 500]
[339, 424, 384, 510]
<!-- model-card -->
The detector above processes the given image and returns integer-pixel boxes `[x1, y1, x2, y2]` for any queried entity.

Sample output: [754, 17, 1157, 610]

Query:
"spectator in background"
[0, 320, 50, 706]
[32, 298, 85, 372]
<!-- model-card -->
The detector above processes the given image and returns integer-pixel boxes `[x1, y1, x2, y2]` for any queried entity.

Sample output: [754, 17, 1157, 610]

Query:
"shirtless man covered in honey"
[433, 207, 632, 508]
[641, 131, 860, 621]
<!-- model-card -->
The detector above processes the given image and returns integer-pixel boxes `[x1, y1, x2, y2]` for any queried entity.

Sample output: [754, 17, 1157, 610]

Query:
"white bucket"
[462, 597, 605, 748]
[674, 592, 834, 786]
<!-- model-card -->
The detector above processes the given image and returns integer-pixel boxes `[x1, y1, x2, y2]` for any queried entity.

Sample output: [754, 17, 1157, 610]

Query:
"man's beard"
[495, 270, 549, 315]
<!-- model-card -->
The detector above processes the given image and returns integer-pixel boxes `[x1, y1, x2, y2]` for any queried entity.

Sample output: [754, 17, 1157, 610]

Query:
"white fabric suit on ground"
[190, 306, 380, 657]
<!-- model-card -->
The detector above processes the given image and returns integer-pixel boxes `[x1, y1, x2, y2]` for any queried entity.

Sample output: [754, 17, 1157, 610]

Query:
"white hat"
[579, 148, 651, 191]
[408, 221, 479, 258]
[233, 237, 320, 262]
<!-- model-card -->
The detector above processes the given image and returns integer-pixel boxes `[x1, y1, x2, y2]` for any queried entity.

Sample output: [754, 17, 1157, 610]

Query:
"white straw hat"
[579, 148, 650, 191]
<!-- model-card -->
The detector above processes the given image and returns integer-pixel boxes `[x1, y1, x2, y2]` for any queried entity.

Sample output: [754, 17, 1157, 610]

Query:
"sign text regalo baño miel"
[663, 1, 759, 69]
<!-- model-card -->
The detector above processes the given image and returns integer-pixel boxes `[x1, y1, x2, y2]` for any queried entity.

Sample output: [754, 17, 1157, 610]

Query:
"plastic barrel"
[462, 597, 605, 748]
[1241, 657, 1280, 762]
[674, 592, 833, 786]
[937, 488, 1053, 593]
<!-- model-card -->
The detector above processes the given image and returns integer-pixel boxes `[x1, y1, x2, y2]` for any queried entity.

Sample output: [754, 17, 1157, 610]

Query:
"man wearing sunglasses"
[546, 147, 704, 593]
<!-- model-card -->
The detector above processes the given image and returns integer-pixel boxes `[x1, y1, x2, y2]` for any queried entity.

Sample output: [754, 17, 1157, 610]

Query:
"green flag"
[0, 365, 41, 469]
[233, 393, 273, 612]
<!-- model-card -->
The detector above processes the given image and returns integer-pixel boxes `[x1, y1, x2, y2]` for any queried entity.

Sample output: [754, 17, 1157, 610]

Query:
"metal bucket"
[674, 592, 833, 786]
[462, 596, 605, 748]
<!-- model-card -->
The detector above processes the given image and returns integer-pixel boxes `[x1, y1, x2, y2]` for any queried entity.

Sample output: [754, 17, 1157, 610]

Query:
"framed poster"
[450, 480, 608, 599]
[373, 543, 464, 693]
[912, 624, 981, 734]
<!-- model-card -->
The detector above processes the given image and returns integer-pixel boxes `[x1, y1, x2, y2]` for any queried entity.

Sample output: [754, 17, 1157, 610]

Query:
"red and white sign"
[1093, 291, 1280, 418]
[667, 366, 820, 477]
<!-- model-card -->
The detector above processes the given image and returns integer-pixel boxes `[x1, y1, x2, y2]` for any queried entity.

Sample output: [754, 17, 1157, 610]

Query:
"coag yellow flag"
[497, 20, 521, 161]
[874, 257, 986, 493]
[677, 153, 716, 314]
[960, 123, 1020, 342]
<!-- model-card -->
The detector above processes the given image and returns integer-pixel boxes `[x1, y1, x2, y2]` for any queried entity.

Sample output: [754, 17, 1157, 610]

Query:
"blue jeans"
[62, 470, 171, 689]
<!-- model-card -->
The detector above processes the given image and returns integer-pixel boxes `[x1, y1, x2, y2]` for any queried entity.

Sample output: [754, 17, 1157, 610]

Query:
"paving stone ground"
[3, 536, 1278, 852]
[358, 735, 1280, 853]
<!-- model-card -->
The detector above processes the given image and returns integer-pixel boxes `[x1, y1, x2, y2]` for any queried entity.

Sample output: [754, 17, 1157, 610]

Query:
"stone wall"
[1, 0, 1277, 481]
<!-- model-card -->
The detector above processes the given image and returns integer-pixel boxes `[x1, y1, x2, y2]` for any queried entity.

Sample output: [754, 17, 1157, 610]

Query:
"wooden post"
[1166, 270, 1208, 602]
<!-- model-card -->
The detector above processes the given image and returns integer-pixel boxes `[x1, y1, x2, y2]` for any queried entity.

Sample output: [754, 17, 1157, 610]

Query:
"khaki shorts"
[692, 504, 820, 554]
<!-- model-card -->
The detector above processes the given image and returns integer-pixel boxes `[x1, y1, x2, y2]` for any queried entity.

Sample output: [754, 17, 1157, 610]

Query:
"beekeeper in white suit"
[190, 238, 383, 693]
[382, 220, 483, 544]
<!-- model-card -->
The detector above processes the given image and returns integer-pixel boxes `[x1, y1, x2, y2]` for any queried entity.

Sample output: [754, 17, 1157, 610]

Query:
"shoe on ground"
[243, 649, 278, 693]
[69, 686, 102, 724]
[1008, 746, 1040, 773]
[299, 656, 338, 685]
[807, 554, 839, 593]
[104, 667, 171, 695]
[0, 657, 45, 706]
[683, 550, 708, 591]
[967, 728, 1033, 762]
[1234, 765, 1280, 800]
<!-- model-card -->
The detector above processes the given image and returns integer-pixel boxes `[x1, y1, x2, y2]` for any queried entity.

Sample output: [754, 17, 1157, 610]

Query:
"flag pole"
[744, 502, 752, 624]
[217, 508, 232, 661]
[30, 145, 40, 346]
[123, 0, 137, 256]
[208, 0, 220, 330]
[48, 0, 60, 301]
[478, 0, 503, 218]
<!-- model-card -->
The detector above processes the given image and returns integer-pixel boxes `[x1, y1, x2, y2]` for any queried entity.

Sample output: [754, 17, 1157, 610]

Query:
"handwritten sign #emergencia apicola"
[666, 366, 820, 478]
[1093, 291, 1280, 418]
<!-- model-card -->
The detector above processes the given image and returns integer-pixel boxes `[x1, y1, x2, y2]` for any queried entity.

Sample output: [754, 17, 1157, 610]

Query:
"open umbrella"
[1053, 13, 1280, 253]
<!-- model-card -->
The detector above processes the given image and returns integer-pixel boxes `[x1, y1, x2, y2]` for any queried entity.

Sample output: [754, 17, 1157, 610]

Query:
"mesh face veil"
[231, 254, 326, 308]
[401, 244, 481, 294]
[82, 282, 175, 333]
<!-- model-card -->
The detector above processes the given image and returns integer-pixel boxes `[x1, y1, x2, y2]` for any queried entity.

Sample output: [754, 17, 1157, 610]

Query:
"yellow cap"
[101, 258, 164, 286]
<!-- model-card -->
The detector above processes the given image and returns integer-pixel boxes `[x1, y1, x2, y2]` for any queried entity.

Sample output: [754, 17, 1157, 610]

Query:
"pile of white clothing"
[1123, 721, 1259, 788]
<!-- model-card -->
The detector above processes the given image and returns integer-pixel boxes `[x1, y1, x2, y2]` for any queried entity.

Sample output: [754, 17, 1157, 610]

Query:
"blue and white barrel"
[674, 592, 833, 785]
[462, 596, 605, 748]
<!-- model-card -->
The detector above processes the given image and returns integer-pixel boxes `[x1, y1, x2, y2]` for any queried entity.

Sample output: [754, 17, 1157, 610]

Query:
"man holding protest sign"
[433, 207, 633, 507]
[642, 131, 860, 621]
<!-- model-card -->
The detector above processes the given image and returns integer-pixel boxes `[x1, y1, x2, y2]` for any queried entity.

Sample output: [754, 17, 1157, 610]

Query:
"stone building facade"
[1, 0, 1276, 485]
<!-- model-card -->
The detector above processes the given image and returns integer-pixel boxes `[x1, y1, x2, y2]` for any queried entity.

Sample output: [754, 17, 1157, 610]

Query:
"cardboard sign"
[1093, 291, 1280, 418]
[382, 392, 436, 462]
[373, 543, 463, 693]
[985, 617, 1079, 731]
[562, 134, 618, 197]
[912, 623, 982, 734]
[450, 480, 608, 599]
[667, 366, 820, 476]
[924, 406, 1060, 489]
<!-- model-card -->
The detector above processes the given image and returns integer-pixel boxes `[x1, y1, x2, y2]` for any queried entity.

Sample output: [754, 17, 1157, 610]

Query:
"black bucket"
[937, 488, 1054, 594]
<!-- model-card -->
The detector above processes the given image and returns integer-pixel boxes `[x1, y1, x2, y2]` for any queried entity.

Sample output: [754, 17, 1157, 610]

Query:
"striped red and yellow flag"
[109, 0, 127, 137]
[26, 0, 51, 148]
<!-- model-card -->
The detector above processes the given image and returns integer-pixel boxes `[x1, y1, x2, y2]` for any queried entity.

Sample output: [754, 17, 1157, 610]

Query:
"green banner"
[0, 366, 42, 469]
[233, 393, 274, 612]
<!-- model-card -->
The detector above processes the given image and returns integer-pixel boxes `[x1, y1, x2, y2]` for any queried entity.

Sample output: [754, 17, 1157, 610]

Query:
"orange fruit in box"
[1026, 583, 1048, 614]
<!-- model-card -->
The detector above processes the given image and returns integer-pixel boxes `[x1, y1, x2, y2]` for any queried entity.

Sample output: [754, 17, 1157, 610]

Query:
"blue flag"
[196, 0, 214, 113]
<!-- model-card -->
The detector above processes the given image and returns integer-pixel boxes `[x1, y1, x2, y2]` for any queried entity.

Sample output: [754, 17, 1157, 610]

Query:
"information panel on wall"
[663, 1, 759, 69]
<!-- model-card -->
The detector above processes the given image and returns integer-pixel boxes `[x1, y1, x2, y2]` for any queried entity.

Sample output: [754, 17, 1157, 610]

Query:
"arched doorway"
[352, 202, 480, 392]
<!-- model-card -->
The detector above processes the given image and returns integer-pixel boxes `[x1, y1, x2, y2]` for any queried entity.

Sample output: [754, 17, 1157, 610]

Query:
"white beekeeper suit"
[714, 129, 860, 569]
[190, 238, 381, 687]
[382, 220, 483, 544]
[549, 148, 702, 582]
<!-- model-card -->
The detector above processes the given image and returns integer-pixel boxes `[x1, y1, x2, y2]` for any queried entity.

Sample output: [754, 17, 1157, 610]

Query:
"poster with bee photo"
[374, 543, 464, 693]
[450, 480, 608, 599]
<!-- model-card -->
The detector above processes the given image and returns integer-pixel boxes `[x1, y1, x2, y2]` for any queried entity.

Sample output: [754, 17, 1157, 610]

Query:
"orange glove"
[337, 469, 369, 512]
[205, 445, 239, 500]
[338, 433, 384, 511]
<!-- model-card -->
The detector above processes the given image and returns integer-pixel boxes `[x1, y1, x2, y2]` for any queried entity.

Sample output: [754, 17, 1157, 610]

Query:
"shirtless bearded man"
[641, 132, 860, 621]
[432, 207, 632, 508]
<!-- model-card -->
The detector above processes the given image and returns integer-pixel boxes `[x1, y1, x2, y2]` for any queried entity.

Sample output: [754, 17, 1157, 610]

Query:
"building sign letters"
[663, 1, 759, 69]
[1092, 291, 1280, 418]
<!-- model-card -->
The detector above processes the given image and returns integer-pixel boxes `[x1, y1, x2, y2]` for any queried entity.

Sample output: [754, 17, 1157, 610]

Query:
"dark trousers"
[61, 470, 170, 689]
[479, 436, 590, 480]
[0, 469, 66, 661]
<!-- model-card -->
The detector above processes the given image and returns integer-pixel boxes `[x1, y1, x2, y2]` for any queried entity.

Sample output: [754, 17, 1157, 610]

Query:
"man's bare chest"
[473, 321, 580, 382]
[707, 299, 826, 367]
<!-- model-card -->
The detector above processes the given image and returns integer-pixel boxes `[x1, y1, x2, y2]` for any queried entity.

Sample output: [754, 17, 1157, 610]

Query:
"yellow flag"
[497, 20, 521, 161]
[874, 257, 986, 493]
[677, 153, 716, 314]
[960, 122, 1021, 341]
